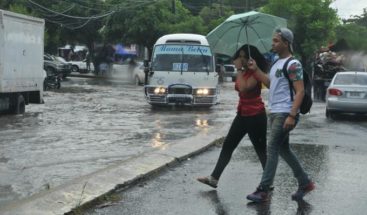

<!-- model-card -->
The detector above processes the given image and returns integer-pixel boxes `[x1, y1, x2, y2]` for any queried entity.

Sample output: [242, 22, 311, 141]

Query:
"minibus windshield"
[152, 44, 213, 72]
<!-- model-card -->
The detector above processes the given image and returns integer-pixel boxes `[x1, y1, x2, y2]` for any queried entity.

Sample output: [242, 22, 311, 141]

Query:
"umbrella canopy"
[207, 11, 287, 57]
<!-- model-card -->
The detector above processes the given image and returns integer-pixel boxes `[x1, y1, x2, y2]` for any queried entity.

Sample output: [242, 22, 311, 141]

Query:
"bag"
[282, 57, 313, 114]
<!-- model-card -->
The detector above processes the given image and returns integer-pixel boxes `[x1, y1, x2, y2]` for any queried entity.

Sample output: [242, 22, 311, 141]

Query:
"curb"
[0, 125, 229, 215]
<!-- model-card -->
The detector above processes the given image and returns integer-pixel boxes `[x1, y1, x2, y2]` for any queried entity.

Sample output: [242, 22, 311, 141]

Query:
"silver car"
[223, 64, 237, 82]
[132, 62, 145, 85]
[325, 71, 367, 118]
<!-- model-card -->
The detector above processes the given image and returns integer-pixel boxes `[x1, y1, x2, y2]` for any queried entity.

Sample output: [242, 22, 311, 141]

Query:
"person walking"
[85, 51, 91, 72]
[246, 27, 315, 203]
[216, 59, 225, 83]
[197, 44, 269, 188]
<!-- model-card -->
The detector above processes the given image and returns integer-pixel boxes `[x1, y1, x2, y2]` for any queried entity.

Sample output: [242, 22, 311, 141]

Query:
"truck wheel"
[10, 94, 25, 114]
[326, 109, 336, 119]
[71, 65, 79, 73]
[46, 67, 56, 75]
[43, 79, 47, 91]
[134, 76, 141, 85]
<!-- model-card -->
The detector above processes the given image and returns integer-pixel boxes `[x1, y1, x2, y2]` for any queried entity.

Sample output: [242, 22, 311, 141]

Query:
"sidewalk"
[0, 124, 230, 215]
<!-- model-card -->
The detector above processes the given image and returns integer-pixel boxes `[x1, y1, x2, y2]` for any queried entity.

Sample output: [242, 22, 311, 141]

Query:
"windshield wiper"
[197, 46, 209, 75]
[180, 47, 184, 75]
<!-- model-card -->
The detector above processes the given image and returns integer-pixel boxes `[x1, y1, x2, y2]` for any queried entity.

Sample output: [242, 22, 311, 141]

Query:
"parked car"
[223, 64, 237, 82]
[132, 62, 145, 85]
[325, 71, 367, 118]
[112, 59, 145, 85]
[69, 59, 94, 73]
[44, 54, 72, 78]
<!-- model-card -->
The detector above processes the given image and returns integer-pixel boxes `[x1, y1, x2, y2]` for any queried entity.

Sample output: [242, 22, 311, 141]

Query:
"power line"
[27, 0, 161, 29]
[28, 0, 115, 20]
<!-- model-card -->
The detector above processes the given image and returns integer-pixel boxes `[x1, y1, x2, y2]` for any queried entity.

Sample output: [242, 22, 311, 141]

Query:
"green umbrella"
[207, 11, 287, 58]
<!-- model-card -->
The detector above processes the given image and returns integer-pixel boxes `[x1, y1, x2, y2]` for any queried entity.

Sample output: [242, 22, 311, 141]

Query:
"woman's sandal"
[196, 176, 218, 188]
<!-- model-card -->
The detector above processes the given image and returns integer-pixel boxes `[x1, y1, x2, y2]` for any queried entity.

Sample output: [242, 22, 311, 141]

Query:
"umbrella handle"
[245, 27, 251, 59]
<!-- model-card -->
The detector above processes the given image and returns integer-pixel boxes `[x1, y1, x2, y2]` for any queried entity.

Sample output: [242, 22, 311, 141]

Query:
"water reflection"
[196, 119, 209, 127]
[234, 144, 329, 183]
[327, 113, 367, 122]
[246, 200, 271, 215]
[295, 199, 313, 215]
[199, 190, 228, 215]
[151, 132, 166, 149]
[246, 199, 313, 215]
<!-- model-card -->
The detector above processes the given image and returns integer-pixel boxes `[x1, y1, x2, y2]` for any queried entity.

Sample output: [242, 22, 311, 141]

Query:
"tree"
[337, 9, 367, 52]
[223, 0, 268, 13]
[199, 3, 235, 33]
[345, 8, 367, 27]
[262, 0, 339, 68]
[2, 0, 110, 54]
[104, 0, 206, 57]
[181, 0, 268, 15]
[335, 24, 367, 52]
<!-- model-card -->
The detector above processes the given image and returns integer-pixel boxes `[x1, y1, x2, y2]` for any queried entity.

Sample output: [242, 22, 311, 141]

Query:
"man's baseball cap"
[275, 27, 294, 53]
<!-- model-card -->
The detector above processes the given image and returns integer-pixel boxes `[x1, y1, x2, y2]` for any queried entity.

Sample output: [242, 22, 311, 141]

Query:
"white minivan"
[144, 33, 219, 107]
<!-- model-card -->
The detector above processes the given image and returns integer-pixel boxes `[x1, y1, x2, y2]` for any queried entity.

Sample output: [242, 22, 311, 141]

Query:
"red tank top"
[235, 70, 265, 116]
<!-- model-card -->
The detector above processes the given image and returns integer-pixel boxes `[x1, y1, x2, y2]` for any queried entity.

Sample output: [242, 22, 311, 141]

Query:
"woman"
[197, 44, 269, 188]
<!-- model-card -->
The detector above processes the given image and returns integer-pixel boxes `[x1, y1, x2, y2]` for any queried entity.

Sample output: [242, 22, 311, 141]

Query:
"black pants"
[211, 112, 267, 180]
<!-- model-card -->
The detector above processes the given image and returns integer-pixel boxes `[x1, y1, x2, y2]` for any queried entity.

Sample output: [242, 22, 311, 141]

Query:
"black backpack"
[280, 57, 313, 114]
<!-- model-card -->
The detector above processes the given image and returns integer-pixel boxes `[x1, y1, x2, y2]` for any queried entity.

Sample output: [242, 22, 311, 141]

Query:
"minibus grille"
[194, 97, 215, 104]
[149, 95, 166, 103]
[168, 87, 192, 94]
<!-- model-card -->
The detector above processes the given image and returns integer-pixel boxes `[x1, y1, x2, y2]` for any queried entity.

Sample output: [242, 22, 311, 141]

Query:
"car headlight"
[154, 87, 166, 94]
[196, 88, 209, 95]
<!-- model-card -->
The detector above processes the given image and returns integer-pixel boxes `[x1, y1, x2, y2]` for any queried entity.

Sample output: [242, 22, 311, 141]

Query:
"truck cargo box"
[0, 9, 45, 114]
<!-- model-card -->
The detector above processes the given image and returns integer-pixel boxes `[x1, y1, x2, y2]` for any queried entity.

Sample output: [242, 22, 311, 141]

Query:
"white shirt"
[268, 57, 303, 113]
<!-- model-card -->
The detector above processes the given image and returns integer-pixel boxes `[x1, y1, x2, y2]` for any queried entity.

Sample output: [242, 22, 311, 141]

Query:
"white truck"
[0, 9, 45, 114]
[144, 33, 219, 107]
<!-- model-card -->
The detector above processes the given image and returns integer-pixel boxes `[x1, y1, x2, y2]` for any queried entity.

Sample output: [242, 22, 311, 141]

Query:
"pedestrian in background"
[86, 51, 91, 72]
[197, 44, 269, 188]
[246, 27, 315, 203]
[216, 59, 225, 83]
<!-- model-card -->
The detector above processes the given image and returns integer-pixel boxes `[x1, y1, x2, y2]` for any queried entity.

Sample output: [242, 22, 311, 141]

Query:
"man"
[246, 27, 315, 202]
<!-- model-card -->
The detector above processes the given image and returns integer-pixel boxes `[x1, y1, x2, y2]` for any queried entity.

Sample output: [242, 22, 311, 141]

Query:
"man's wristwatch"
[288, 114, 297, 119]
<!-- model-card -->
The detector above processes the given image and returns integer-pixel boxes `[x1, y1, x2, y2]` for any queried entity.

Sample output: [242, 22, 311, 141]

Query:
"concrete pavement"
[84, 142, 367, 215]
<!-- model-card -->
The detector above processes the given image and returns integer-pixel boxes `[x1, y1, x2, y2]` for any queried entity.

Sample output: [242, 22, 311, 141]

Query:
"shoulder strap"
[271, 58, 279, 68]
[282, 57, 295, 101]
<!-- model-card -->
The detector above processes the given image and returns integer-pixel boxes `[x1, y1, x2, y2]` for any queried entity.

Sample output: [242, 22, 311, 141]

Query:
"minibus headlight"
[154, 87, 166, 94]
[196, 88, 209, 95]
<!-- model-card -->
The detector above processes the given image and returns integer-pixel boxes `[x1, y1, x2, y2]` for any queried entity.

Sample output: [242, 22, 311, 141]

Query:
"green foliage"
[181, 0, 268, 15]
[199, 3, 234, 32]
[262, 0, 339, 65]
[104, 0, 207, 55]
[336, 23, 367, 52]
[8, 3, 29, 15]
[3, 0, 365, 61]
[345, 9, 367, 27]
[2, 0, 109, 53]
[336, 9, 367, 53]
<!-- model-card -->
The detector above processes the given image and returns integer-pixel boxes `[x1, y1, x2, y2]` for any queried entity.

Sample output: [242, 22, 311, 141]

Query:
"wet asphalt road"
[0, 76, 238, 207]
[84, 104, 367, 214]
[1, 73, 367, 214]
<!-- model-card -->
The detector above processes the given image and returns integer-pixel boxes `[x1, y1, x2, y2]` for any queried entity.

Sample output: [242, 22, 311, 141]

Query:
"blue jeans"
[259, 113, 310, 190]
